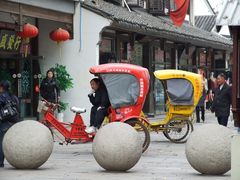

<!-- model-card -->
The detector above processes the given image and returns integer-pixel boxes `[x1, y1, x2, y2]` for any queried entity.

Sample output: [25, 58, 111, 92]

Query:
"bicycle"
[38, 99, 94, 145]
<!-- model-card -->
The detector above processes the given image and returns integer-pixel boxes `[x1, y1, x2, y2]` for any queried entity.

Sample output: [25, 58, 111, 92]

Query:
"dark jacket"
[40, 78, 60, 103]
[212, 83, 232, 117]
[197, 88, 206, 107]
[0, 92, 20, 123]
[88, 87, 110, 109]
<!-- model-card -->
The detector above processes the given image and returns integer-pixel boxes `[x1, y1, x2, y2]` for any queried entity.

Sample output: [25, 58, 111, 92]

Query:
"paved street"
[0, 111, 234, 180]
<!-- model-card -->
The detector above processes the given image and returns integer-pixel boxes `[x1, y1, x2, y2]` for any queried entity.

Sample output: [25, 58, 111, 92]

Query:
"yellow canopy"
[154, 69, 203, 107]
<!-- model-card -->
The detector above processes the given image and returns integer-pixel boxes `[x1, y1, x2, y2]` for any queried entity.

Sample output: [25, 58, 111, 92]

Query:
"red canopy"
[170, 0, 190, 27]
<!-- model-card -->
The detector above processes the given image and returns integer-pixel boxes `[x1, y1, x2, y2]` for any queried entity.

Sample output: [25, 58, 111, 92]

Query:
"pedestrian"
[85, 78, 110, 134]
[211, 73, 232, 126]
[40, 69, 60, 103]
[196, 88, 206, 123]
[0, 80, 20, 167]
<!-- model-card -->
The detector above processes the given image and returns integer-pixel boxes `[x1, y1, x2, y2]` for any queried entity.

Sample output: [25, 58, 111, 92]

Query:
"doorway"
[0, 56, 40, 119]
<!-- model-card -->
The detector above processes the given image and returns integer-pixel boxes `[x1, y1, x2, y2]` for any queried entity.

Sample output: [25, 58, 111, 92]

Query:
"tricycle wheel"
[164, 116, 193, 143]
[125, 119, 150, 153]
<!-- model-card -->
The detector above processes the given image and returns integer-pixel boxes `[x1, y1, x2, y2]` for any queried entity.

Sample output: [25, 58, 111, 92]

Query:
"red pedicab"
[89, 63, 151, 152]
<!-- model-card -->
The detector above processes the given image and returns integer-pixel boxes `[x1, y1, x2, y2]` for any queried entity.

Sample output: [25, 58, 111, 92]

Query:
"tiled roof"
[195, 15, 216, 32]
[82, 0, 232, 50]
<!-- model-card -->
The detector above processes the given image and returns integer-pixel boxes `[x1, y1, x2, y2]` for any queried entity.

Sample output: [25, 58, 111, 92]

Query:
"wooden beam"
[19, 4, 23, 31]
[232, 27, 240, 127]
[0, 1, 73, 24]
[115, 31, 121, 61]
[0, 1, 19, 14]
[160, 39, 165, 51]
[21, 5, 72, 24]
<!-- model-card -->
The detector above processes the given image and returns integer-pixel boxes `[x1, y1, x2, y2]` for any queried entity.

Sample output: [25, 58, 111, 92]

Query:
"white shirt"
[220, 84, 224, 90]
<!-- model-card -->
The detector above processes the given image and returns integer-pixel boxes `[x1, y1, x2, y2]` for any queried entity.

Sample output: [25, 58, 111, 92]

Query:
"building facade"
[0, 0, 233, 122]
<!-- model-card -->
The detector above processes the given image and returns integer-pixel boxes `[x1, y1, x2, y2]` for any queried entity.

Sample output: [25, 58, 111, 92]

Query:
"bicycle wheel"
[125, 119, 150, 153]
[164, 116, 193, 143]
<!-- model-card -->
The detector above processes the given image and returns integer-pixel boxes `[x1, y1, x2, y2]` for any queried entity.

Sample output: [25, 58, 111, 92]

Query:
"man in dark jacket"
[85, 78, 110, 134]
[211, 73, 232, 126]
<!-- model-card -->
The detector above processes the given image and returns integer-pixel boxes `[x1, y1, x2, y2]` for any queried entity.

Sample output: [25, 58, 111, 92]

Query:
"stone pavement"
[0, 111, 235, 180]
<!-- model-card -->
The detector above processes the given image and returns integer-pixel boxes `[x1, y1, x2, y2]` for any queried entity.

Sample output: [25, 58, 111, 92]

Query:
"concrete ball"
[92, 122, 142, 171]
[185, 124, 232, 175]
[3, 120, 54, 169]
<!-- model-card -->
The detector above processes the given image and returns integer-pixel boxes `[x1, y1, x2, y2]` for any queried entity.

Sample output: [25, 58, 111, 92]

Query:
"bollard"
[231, 134, 240, 180]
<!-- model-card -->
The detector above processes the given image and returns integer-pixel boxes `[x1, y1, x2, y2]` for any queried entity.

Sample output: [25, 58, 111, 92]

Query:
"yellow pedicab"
[143, 70, 203, 143]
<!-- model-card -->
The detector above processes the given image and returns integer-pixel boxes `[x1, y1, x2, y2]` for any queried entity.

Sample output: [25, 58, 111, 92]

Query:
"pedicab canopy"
[154, 70, 203, 106]
[89, 63, 150, 109]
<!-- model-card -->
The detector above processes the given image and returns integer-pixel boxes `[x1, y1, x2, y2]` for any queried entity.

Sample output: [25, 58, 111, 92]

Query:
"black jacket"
[88, 87, 110, 108]
[212, 83, 232, 117]
[0, 92, 20, 123]
[40, 78, 60, 103]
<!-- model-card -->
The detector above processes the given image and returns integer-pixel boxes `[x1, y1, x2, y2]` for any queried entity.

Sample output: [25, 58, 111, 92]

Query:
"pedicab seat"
[70, 107, 86, 114]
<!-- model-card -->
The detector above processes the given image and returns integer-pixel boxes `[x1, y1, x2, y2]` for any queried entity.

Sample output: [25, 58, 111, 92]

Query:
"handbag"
[0, 100, 18, 121]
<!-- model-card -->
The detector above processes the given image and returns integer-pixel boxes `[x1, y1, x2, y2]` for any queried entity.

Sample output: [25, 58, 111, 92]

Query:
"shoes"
[0, 164, 4, 168]
[85, 126, 96, 134]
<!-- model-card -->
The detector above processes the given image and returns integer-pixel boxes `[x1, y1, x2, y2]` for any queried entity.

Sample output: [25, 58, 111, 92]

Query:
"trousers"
[90, 106, 108, 129]
[196, 106, 205, 122]
[217, 116, 229, 127]
[0, 121, 13, 166]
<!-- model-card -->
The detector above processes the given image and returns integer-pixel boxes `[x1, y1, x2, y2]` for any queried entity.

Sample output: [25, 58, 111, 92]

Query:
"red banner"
[170, 0, 190, 27]
[174, 0, 185, 8]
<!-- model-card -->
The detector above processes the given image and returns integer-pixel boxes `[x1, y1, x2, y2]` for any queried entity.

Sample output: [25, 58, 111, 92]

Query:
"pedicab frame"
[146, 70, 203, 142]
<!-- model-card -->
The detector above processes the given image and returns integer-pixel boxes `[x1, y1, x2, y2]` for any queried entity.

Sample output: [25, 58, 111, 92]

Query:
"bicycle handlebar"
[41, 99, 61, 110]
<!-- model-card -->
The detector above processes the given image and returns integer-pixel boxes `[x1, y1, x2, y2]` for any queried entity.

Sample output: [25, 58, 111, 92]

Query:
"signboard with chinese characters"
[0, 30, 22, 52]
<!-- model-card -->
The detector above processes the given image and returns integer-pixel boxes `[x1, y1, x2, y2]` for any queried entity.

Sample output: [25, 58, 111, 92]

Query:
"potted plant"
[52, 64, 73, 121]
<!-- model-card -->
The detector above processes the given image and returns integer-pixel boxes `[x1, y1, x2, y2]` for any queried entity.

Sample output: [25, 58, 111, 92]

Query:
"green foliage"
[50, 63, 74, 112]
[58, 101, 69, 112]
[53, 64, 73, 92]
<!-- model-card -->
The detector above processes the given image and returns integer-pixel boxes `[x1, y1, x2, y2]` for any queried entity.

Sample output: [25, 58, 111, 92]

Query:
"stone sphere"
[3, 120, 54, 169]
[93, 122, 142, 171]
[185, 124, 232, 175]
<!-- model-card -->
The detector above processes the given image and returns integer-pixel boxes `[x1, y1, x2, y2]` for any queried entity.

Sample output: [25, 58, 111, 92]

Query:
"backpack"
[0, 94, 18, 122]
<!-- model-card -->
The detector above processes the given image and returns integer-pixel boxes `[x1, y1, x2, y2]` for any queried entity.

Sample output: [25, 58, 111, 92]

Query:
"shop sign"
[0, 30, 22, 52]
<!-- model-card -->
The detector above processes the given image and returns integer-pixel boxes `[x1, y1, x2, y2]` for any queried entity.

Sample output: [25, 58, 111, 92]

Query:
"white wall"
[38, 3, 111, 123]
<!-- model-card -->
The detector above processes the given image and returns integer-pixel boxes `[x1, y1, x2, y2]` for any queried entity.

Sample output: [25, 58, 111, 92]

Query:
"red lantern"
[49, 28, 70, 43]
[35, 85, 39, 93]
[18, 23, 39, 57]
[18, 23, 39, 39]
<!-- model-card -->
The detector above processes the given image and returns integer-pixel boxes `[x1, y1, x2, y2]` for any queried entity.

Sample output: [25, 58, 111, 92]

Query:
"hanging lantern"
[49, 28, 70, 43]
[18, 23, 39, 57]
[18, 23, 39, 39]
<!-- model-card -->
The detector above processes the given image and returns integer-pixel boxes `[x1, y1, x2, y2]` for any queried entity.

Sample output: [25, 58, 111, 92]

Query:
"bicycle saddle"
[70, 107, 86, 114]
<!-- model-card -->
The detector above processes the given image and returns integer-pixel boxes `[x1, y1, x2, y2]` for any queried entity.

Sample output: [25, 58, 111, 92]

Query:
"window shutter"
[148, 0, 170, 15]
[127, 0, 144, 7]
